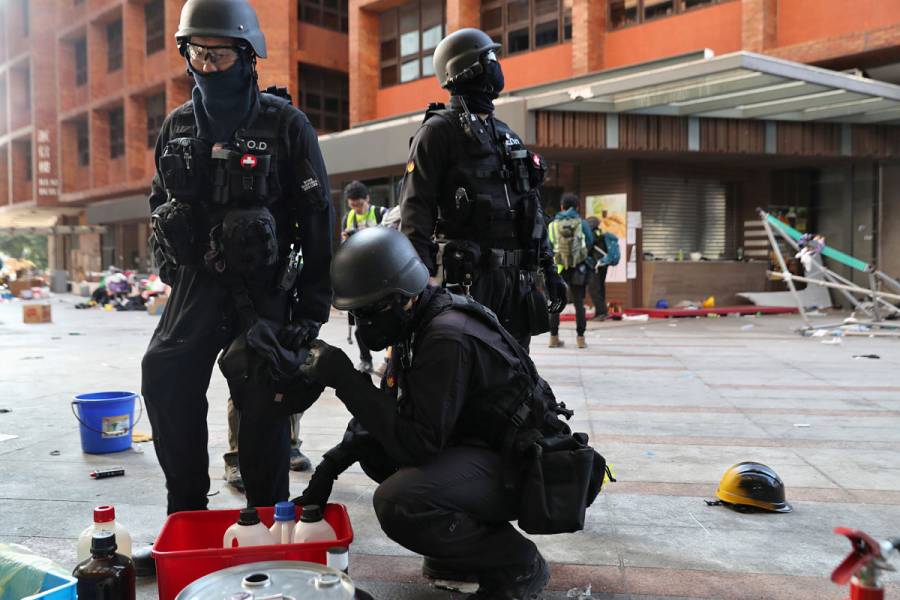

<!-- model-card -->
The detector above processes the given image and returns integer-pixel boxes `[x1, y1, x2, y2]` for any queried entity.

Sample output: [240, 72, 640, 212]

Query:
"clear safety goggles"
[482, 50, 499, 63]
[183, 42, 241, 70]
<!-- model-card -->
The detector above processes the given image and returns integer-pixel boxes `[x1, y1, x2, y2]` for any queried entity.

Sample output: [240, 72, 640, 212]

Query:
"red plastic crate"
[151, 504, 353, 600]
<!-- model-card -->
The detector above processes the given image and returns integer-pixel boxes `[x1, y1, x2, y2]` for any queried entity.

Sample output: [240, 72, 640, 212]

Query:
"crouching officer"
[297, 228, 609, 599]
[142, 0, 333, 518]
[399, 28, 567, 351]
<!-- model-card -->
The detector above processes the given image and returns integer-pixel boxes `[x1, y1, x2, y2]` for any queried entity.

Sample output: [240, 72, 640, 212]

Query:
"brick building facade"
[2, 0, 900, 307]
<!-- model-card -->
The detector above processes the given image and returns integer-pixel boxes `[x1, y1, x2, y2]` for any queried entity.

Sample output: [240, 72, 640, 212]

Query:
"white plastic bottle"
[223, 508, 274, 548]
[292, 505, 337, 543]
[77, 505, 133, 562]
[269, 501, 296, 544]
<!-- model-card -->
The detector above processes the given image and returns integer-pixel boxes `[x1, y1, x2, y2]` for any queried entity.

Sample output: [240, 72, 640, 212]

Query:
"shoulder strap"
[374, 206, 386, 224]
[170, 103, 197, 138]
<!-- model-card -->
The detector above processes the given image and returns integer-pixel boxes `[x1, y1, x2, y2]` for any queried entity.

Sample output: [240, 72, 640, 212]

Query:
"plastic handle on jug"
[223, 528, 238, 548]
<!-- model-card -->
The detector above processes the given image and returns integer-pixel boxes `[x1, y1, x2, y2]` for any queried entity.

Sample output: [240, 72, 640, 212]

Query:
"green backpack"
[552, 217, 588, 270]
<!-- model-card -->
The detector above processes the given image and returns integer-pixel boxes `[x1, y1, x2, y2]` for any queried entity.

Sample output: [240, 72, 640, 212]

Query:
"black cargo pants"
[469, 266, 537, 351]
[363, 445, 538, 574]
[141, 266, 292, 513]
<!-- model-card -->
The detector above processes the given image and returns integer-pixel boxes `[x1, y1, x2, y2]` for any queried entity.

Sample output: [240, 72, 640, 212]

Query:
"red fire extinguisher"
[832, 527, 899, 600]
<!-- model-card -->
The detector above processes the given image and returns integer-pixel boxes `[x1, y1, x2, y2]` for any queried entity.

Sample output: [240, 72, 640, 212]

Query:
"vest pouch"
[518, 191, 545, 248]
[518, 432, 595, 534]
[150, 201, 195, 266]
[442, 240, 482, 287]
[224, 151, 274, 206]
[219, 208, 279, 279]
[159, 138, 211, 201]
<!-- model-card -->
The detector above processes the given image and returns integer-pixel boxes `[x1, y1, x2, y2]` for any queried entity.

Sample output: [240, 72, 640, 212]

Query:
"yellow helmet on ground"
[713, 462, 792, 513]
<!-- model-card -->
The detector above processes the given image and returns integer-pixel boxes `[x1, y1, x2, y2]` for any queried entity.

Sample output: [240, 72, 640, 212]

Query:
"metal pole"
[767, 271, 900, 302]
[761, 213, 811, 327]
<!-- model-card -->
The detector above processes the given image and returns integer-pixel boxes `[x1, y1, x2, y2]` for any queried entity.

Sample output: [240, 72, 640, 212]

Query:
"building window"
[107, 19, 123, 72]
[23, 141, 32, 181]
[298, 0, 349, 33]
[145, 0, 165, 55]
[109, 107, 125, 159]
[379, 0, 444, 87]
[76, 119, 90, 167]
[146, 92, 166, 148]
[609, 0, 725, 29]
[23, 68, 31, 113]
[299, 65, 349, 132]
[22, 0, 29, 36]
[481, 0, 572, 57]
[74, 38, 88, 86]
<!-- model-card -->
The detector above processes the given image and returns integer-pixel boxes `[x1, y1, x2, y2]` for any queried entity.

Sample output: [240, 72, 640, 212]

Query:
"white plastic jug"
[292, 505, 337, 543]
[77, 505, 133, 562]
[269, 501, 296, 544]
[223, 508, 274, 548]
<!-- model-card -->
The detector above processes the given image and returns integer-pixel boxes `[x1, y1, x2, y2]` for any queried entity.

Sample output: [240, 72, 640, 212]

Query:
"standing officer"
[297, 228, 607, 600]
[142, 0, 333, 517]
[399, 28, 567, 350]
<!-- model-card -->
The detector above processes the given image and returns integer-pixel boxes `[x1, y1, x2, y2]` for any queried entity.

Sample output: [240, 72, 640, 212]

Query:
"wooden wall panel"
[853, 125, 900, 158]
[776, 122, 841, 155]
[700, 119, 766, 154]
[620, 115, 688, 152]
[534, 111, 605, 149]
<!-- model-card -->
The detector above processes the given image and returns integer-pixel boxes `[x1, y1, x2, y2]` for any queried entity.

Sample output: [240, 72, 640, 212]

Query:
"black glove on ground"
[300, 340, 355, 389]
[278, 319, 321, 352]
[545, 270, 568, 314]
[292, 457, 341, 507]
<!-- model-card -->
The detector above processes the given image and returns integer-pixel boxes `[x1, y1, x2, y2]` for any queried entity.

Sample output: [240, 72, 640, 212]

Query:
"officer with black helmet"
[295, 228, 607, 600]
[399, 28, 568, 350]
[142, 0, 333, 522]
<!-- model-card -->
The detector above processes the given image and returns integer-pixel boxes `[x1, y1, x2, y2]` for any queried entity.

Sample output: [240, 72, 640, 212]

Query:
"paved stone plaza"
[1, 295, 898, 599]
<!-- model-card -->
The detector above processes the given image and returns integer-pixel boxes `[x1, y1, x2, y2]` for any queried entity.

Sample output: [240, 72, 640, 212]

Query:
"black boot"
[132, 545, 156, 578]
[423, 556, 479, 583]
[468, 553, 549, 600]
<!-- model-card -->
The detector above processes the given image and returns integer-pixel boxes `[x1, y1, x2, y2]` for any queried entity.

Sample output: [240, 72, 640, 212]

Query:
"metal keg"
[175, 561, 356, 600]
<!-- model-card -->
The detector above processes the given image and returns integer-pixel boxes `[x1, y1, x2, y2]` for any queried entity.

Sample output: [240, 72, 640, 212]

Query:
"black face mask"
[188, 55, 255, 142]
[354, 301, 413, 351]
[451, 59, 505, 114]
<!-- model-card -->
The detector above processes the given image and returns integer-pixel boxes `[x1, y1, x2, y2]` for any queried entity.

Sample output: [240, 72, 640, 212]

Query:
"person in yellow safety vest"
[342, 181, 388, 241]
[341, 180, 390, 375]
[547, 193, 593, 349]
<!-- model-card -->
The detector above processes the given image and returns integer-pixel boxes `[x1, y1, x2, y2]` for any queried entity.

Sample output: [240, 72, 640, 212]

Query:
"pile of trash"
[75, 268, 168, 312]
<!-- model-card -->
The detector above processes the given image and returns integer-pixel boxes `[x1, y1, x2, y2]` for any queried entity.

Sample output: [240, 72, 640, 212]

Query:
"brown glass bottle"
[72, 530, 136, 600]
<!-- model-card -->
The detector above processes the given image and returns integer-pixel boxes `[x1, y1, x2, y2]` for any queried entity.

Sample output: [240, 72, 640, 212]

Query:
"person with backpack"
[586, 216, 620, 320]
[296, 228, 609, 600]
[547, 194, 594, 349]
[342, 181, 388, 241]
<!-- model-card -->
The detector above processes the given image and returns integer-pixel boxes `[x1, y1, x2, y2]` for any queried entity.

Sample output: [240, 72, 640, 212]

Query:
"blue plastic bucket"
[71, 391, 141, 454]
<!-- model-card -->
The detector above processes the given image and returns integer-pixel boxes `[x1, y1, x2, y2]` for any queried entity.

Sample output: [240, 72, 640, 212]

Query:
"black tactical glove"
[292, 457, 341, 507]
[300, 340, 355, 389]
[545, 269, 568, 314]
[278, 319, 321, 352]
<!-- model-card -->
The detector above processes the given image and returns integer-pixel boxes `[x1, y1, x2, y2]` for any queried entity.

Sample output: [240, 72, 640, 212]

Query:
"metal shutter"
[641, 176, 734, 260]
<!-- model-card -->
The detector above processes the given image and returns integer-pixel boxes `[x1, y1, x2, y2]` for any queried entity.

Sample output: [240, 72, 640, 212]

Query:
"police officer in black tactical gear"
[399, 28, 568, 351]
[296, 228, 608, 600]
[142, 0, 333, 516]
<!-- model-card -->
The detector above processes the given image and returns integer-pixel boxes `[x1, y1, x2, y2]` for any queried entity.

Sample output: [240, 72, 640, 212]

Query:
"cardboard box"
[22, 303, 52, 324]
[9, 278, 42, 298]
[146, 295, 169, 316]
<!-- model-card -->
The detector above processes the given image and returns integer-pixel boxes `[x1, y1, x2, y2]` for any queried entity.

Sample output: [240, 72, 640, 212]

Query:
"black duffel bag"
[518, 431, 612, 535]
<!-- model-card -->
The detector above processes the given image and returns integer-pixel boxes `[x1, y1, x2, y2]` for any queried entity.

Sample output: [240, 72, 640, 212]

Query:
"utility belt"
[442, 240, 538, 287]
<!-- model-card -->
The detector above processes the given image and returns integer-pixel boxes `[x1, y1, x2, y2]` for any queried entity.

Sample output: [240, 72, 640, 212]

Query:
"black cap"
[343, 181, 369, 200]
[300, 504, 324, 523]
[237, 508, 261, 526]
[90, 530, 117, 555]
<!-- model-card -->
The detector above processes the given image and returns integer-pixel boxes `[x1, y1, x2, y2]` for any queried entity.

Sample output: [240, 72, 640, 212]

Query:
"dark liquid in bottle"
[73, 534, 136, 600]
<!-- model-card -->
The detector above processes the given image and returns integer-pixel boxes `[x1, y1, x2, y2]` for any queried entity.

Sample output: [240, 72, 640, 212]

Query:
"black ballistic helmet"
[432, 28, 501, 89]
[331, 228, 429, 311]
[176, 0, 268, 58]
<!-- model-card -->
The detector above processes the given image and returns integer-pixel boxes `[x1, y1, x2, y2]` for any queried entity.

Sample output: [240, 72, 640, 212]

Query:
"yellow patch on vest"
[406, 160, 415, 174]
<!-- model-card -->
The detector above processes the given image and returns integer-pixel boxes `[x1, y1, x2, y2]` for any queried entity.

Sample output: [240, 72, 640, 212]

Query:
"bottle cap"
[300, 504, 323, 523]
[274, 501, 296, 522]
[93, 505, 115, 523]
[326, 546, 349, 571]
[90, 530, 117, 555]
[238, 508, 260, 526]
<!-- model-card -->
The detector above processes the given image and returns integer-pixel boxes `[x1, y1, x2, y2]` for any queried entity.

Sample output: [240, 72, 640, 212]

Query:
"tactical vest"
[422, 104, 547, 267]
[156, 91, 318, 282]
[394, 290, 572, 463]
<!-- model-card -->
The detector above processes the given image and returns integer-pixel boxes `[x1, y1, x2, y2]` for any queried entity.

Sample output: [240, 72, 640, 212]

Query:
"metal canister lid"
[175, 561, 356, 600]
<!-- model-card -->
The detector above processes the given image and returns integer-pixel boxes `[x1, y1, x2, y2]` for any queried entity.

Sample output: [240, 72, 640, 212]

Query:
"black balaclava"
[188, 54, 255, 143]
[355, 299, 414, 351]
[450, 59, 505, 115]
